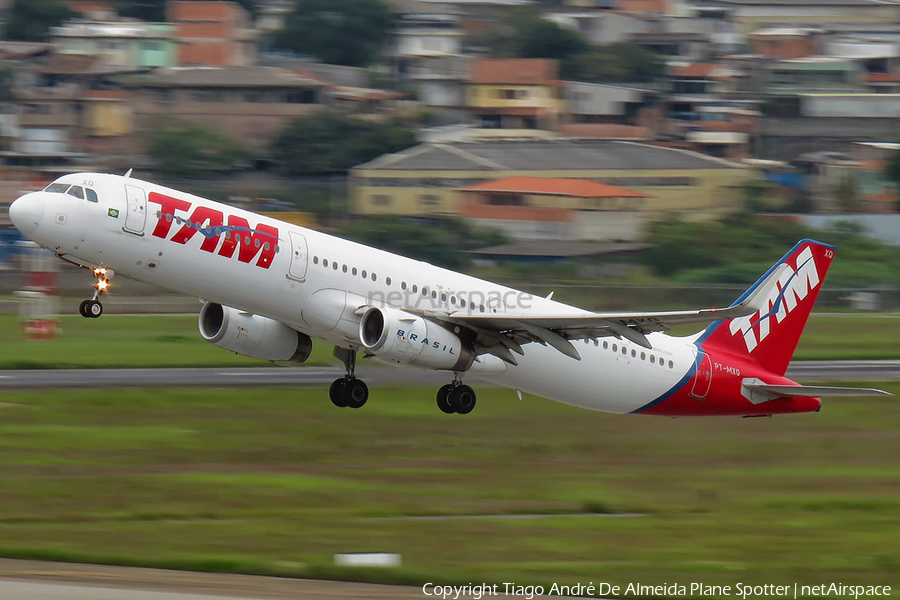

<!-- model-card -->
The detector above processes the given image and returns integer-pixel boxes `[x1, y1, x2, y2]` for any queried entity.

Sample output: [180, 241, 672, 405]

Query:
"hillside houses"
[2, 0, 900, 240]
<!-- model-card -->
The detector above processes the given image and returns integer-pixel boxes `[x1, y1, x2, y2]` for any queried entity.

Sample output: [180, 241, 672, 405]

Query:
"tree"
[144, 116, 249, 179]
[4, 0, 74, 42]
[514, 18, 589, 79]
[274, 0, 396, 67]
[339, 216, 506, 270]
[884, 147, 900, 212]
[577, 44, 665, 83]
[0, 62, 16, 103]
[270, 113, 416, 177]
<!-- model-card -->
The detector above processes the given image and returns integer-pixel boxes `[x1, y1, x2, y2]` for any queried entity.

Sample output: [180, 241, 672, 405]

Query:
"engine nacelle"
[199, 302, 312, 363]
[359, 306, 474, 371]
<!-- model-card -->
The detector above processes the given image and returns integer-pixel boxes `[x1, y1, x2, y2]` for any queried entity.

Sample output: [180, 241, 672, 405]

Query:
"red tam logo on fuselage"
[148, 192, 278, 269]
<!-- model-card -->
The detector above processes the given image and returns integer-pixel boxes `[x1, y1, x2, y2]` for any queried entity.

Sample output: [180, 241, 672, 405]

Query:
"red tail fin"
[700, 239, 835, 376]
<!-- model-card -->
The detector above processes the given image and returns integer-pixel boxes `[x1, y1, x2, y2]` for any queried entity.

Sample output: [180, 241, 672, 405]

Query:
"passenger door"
[287, 231, 308, 282]
[123, 184, 147, 235]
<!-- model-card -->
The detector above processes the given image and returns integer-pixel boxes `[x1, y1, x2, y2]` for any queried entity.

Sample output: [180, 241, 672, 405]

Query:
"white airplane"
[8, 173, 889, 416]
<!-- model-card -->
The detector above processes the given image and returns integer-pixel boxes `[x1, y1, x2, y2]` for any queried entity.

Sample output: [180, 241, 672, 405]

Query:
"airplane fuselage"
[8, 173, 822, 417]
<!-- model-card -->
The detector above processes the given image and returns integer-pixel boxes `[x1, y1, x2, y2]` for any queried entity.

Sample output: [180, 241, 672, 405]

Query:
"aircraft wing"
[417, 270, 785, 364]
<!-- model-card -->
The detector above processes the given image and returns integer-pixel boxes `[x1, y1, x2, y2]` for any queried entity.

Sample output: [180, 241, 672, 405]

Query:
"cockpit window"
[67, 186, 85, 200]
[86, 188, 98, 203]
[45, 183, 70, 193]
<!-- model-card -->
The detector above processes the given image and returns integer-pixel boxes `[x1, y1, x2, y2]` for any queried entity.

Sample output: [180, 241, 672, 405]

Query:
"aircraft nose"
[9, 193, 45, 238]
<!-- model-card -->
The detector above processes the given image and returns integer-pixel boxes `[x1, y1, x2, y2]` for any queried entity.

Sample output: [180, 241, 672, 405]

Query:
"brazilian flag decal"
[108, 208, 119, 218]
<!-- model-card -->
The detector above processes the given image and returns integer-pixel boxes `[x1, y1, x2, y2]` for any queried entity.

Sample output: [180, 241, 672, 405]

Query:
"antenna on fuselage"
[124, 168, 133, 178]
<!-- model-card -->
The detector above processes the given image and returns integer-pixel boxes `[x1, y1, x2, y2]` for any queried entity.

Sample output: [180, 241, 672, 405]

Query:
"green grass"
[0, 384, 897, 595]
[0, 314, 336, 369]
[1, 312, 899, 370]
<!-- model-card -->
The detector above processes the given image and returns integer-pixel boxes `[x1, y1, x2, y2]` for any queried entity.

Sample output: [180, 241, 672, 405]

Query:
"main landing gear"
[330, 347, 369, 409]
[436, 376, 476, 415]
[79, 267, 111, 319]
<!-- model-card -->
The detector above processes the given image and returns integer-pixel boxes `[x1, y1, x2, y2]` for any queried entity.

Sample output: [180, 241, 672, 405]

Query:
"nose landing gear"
[79, 267, 111, 319]
[329, 346, 369, 409]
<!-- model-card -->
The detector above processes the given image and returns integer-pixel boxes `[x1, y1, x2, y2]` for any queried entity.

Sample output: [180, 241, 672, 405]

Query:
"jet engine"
[199, 302, 312, 363]
[359, 306, 474, 371]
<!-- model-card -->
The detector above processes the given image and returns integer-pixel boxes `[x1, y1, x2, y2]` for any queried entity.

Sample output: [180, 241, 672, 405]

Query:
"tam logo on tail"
[728, 246, 822, 353]
[701, 240, 834, 377]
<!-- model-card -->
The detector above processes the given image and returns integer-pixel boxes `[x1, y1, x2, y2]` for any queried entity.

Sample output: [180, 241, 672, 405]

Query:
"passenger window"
[401, 282, 407, 290]
[650, 355, 655, 364]
[333, 262, 338, 270]
[386, 277, 391, 285]
[323, 259, 328, 267]
[669, 360, 674, 369]
[631, 349, 636, 358]
[313, 256, 318, 264]
[641, 352, 646, 360]
[352, 267, 357, 276]
[86, 188, 99, 203]
[612, 344, 617, 352]
[362, 270, 367, 279]
[342, 264, 348, 273]
[372, 273, 377, 282]
[603, 341, 608, 349]
[413, 285, 418, 293]
[67, 186, 85, 199]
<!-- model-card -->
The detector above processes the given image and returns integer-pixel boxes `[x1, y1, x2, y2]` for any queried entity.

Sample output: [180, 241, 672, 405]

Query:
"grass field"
[0, 314, 336, 369]
[0, 312, 899, 370]
[0, 384, 897, 596]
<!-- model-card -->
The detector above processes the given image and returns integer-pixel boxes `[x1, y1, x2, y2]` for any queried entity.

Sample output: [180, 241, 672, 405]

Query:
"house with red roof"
[458, 176, 651, 241]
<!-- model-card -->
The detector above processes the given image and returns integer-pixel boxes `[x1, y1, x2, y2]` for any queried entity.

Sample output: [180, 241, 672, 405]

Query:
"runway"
[0, 360, 897, 391]
[0, 558, 452, 600]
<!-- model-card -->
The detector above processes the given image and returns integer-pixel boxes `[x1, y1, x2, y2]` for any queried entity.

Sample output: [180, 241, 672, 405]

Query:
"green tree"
[274, 0, 396, 67]
[577, 44, 665, 83]
[4, 0, 74, 42]
[270, 113, 415, 177]
[0, 62, 16, 103]
[144, 116, 249, 179]
[883, 147, 900, 212]
[513, 18, 588, 78]
[834, 172, 860, 213]
[339, 216, 506, 270]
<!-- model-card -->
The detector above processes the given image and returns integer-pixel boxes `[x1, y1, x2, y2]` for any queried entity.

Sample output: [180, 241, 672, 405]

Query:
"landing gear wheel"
[436, 384, 455, 414]
[343, 378, 369, 409]
[449, 384, 476, 415]
[329, 378, 348, 407]
[85, 300, 103, 318]
[78, 299, 90, 318]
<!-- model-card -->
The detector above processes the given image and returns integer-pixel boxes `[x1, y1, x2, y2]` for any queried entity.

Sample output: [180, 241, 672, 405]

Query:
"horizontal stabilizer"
[743, 382, 892, 404]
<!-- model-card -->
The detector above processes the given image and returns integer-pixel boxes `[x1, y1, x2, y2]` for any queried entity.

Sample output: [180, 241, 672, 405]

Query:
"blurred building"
[128, 66, 326, 148]
[350, 139, 751, 231]
[458, 176, 651, 241]
[49, 20, 178, 70]
[465, 58, 565, 136]
[168, 1, 258, 67]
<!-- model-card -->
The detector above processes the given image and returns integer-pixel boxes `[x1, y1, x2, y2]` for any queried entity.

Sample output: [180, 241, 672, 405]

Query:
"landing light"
[96, 280, 109, 291]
